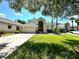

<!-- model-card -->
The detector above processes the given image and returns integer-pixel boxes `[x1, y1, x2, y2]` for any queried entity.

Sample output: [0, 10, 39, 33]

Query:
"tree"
[17, 19, 26, 24]
[70, 17, 75, 31]
[1, 0, 79, 15]
[0, 0, 2, 3]
[1, 0, 79, 30]
[75, 19, 79, 30]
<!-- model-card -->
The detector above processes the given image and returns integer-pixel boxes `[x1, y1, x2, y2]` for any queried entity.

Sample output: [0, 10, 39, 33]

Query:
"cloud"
[14, 13, 23, 16]
[69, 15, 79, 19]
[72, 15, 79, 18]
[0, 13, 6, 18]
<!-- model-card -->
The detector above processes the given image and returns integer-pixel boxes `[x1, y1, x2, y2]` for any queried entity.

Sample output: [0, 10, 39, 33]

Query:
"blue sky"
[0, 1, 77, 25]
[0, 1, 52, 21]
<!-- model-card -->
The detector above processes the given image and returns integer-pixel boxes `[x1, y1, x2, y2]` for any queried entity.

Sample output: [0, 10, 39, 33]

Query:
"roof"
[0, 17, 22, 26]
[28, 17, 46, 23]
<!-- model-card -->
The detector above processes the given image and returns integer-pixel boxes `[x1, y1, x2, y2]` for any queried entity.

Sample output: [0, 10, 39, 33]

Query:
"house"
[21, 23, 37, 33]
[21, 18, 47, 33]
[0, 17, 22, 32]
[0, 17, 65, 33]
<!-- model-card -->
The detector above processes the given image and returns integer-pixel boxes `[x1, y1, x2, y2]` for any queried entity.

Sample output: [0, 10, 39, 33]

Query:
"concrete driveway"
[0, 33, 34, 59]
[71, 31, 79, 35]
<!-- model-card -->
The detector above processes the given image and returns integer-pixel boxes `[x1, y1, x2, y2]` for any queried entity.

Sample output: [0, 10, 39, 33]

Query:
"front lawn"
[2, 33, 14, 36]
[6, 34, 79, 59]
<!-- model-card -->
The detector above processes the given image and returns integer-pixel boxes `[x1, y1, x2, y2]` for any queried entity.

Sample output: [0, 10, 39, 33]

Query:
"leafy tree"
[75, 19, 79, 30]
[0, 0, 3, 3]
[1, 0, 79, 30]
[1, 0, 79, 15]
[17, 19, 26, 24]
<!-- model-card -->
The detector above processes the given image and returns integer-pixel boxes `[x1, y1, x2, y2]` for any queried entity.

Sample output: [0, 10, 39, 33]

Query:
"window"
[8, 25, 11, 29]
[16, 26, 19, 30]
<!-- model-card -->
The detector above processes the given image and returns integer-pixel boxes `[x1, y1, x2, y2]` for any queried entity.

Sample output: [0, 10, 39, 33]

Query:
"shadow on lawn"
[6, 40, 79, 59]
[62, 39, 79, 59]
[0, 43, 9, 49]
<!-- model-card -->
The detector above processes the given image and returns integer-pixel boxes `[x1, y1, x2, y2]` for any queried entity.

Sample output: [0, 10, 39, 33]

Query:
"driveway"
[71, 31, 79, 35]
[0, 33, 34, 59]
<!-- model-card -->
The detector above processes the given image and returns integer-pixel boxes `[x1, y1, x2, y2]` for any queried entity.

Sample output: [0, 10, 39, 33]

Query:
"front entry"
[38, 20, 43, 33]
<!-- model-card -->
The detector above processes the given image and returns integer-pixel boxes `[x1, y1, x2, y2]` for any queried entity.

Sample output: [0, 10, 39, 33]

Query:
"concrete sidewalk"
[0, 34, 34, 59]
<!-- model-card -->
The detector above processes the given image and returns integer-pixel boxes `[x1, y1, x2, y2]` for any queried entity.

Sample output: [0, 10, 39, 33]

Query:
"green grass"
[2, 33, 14, 36]
[6, 34, 79, 59]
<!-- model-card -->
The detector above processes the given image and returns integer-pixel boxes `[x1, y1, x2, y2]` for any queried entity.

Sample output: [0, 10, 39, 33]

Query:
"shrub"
[53, 28, 60, 35]
[0, 30, 5, 37]
[47, 29, 52, 33]
[60, 29, 67, 33]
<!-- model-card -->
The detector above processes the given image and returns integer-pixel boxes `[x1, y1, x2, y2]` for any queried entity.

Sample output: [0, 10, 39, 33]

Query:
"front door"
[38, 20, 43, 33]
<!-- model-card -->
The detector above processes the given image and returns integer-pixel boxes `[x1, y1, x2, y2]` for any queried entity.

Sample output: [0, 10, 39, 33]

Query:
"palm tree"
[70, 17, 75, 31]
[75, 19, 79, 30]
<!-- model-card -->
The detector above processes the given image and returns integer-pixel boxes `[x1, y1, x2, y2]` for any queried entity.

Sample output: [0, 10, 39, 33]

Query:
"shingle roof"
[0, 17, 22, 26]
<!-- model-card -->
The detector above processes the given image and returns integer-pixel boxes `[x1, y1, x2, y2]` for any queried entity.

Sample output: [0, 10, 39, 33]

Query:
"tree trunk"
[51, 18, 53, 30]
[77, 23, 78, 30]
[72, 20, 74, 31]
[56, 18, 58, 29]
[0, 34, 1, 37]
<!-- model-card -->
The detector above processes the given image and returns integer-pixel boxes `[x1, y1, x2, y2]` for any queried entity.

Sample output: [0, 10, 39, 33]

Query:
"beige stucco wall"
[43, 23, 47, 33]
[21, 27, 36, 33]
[0, 22, 19, 32]
[21, 23, 37, 33]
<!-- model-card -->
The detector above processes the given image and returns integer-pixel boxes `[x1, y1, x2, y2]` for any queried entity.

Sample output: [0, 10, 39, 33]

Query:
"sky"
[0, 1, 77, 25]
[0, 1, 52, 21]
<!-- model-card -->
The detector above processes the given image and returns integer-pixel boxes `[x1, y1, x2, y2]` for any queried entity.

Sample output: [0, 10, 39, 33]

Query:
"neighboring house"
[47, 22, 65, 29]
[70, 26, 77, 31]
[0, 17, 21, 32]
[0, 17, 65, 33]
[58, 23, 65, 29]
